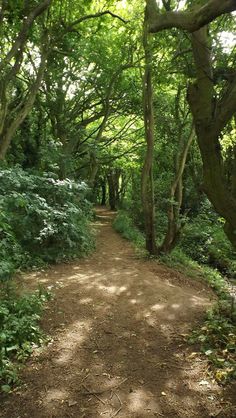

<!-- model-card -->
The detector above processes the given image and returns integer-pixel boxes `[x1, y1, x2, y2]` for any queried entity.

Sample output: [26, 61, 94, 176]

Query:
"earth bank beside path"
[1, 208, 235, 418]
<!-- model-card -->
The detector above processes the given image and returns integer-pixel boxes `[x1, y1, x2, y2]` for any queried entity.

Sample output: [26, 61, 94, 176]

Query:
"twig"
[110, 389, 122, 418]
[82, 384, 106, 405]
[113, 391, 122, 407]
[81, 373, 90, 383]
[110, 407, 122, 418]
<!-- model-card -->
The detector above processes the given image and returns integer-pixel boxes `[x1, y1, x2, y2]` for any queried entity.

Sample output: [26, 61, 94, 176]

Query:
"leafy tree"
[144, 0, 236, 250]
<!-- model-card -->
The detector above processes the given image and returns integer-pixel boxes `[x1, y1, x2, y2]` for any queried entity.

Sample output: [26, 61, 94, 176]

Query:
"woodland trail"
[1, 208, 235, 418]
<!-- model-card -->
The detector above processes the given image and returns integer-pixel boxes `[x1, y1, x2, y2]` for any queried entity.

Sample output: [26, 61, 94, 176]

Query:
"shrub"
[190, 298, 236, 383]
[0, 285, 51, 392]
[0, 167, 95, 278]
[113, 211, 145, 248]
[179, 209, 236, 277]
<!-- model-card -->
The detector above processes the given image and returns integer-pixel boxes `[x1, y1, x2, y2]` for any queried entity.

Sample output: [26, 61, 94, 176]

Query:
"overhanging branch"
[147, 0, 236, 33]
[63, 10, 128, 32]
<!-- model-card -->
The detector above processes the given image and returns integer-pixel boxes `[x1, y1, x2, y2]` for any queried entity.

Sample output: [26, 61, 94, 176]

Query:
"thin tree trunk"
[107, 171, 117, 211]
[160, 125, 195, 253]
[101, 179, 106, 206]
[141, 4, 158, 255]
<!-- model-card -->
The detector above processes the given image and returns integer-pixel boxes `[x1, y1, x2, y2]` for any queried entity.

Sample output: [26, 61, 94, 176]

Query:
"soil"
[1, 207, 236, 418]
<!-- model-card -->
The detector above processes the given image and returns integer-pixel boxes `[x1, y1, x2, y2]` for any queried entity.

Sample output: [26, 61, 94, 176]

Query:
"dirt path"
[1, 208, 235, 418]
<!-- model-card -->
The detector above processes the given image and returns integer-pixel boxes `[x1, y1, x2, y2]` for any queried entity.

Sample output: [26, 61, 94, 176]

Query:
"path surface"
[1, 208, 235, 418]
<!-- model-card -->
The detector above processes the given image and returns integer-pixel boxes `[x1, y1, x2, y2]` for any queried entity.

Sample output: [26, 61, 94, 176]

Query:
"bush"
[160, 247, 228, 295]
[0, 285, 51, 392]
[208, 227, 236, 278]
[179, 208, 236, 277]
[113, 211, 145, 248]
[179, 211, 216, 264]
[0, 167, 95, 278]
[190, 298, 236, 383]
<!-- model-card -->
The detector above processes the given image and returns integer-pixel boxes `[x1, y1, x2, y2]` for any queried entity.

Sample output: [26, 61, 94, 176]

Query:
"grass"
[113, 211, 146, 253]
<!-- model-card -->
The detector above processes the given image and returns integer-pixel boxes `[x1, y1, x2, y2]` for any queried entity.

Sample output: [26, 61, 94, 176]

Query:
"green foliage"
[179, 213, 215, 264]
[160, 247, 228, 295]
[0, 167, 95, 279]
[208, 228, 236, 278]
[113, 211, 145, 248]
[0, 285, 51, 391]
[190, 299, 236, 384]
[162, 248, 236, 383]
[179, 206, 236, 277]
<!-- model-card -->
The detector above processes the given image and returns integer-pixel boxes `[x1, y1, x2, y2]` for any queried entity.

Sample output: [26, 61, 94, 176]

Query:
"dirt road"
[1, 208, 235, 417]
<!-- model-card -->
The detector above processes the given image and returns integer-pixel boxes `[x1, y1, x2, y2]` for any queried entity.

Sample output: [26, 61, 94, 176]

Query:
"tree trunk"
[101, 179, 106, 206]
[160, 125, 195, 253]
[141, 4, 158, 255]
[0, 50, 47, 159]
[187, 27, 236, 248]
[145, 3, 236, 249]
[107, 171, 117, 211]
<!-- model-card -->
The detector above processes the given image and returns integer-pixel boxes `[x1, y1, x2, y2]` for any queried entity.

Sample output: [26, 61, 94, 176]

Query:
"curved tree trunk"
[188, 27, 236, 248]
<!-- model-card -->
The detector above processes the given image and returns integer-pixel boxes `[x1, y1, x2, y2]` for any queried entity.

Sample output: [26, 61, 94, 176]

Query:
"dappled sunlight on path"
[1, 208, 235, 418]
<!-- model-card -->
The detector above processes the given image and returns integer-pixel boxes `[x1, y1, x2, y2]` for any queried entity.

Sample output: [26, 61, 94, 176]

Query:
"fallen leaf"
[188, 352, 198, 358]
[68, 400, 78, 407]
[199, 380, 210, 386]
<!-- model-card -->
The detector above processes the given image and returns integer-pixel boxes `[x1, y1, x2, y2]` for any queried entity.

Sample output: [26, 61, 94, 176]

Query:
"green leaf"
[1, 385, 11, 393]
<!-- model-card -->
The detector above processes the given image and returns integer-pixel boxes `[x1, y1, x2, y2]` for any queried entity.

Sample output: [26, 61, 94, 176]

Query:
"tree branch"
[63, 10, 128, 32]
[0, 0, 51, 71]
[214, 75, 236, 136]
[147, 0, 236, 33]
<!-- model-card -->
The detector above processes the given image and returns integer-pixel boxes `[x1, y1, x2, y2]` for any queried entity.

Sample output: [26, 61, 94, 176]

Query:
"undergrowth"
[189, 299, 236, 384]
[0, 167, 95, 279]
[113, 211, 145, 249]
[113, 209, 236, 384]
[0, 284, 51, 393]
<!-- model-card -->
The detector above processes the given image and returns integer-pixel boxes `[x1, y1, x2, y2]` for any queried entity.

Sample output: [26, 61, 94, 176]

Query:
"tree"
[145, 0, 236, 248]
[141, 4, 158, 254]
[0, 0, 51, 159]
